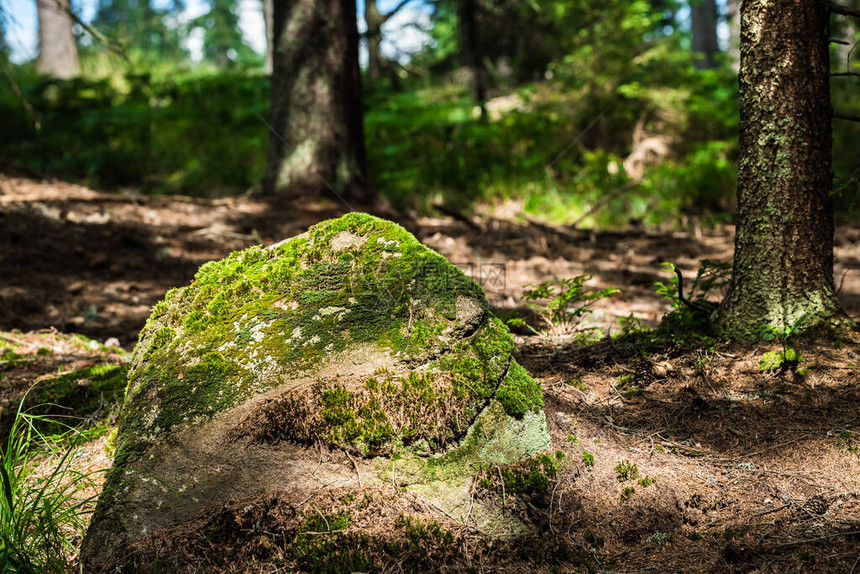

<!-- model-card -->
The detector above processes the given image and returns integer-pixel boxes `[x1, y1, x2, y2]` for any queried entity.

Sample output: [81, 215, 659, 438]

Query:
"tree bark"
[715, 0, 852, 340]
[37, 0, 81, 79]
[262, 0, 369, 202]
[262, 0, 273, 75]
[457, 0, 487, 114]
[690, 0, 719, 70]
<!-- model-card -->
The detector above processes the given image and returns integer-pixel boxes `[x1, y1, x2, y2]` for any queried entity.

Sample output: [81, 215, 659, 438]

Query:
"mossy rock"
[82, 213, 549, 570]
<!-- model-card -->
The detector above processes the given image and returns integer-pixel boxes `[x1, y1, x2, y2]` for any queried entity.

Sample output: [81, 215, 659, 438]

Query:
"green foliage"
[294, 513, 370, 574]
[760, 314, 807, 344]
[478, 452, 564, 498]
[0, 393, 105, 573]
[758, 315, 807, 371]
[395, 515, 454, 546]
[652, 262, 725, 345]
[620, 486, 636, 501]
[637, 475, 657, 487]
[507, 275, 618, 340]
[191, 0, 259, 68]
[581, 451, 594, 466]
[15, 363, 128, 437]
[89, 0, 188, 67]
[758, 348, 802, 373]
[0, 73, 270, 196]
[836, 431, 858, 453]
[614, 459, 640, 482]
[616, 313, 644, 337]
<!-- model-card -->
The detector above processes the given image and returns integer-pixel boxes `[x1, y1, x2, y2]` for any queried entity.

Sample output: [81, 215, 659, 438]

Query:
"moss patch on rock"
[120, 213, 495, 452]
[119, 213, 542, 459]
[475, 451, 566, 499]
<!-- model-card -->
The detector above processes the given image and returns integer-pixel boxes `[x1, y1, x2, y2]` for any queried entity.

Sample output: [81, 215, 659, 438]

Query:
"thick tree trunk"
[262, 0, 273, 75]
[690, 0, 719, 70]
[457, 0, 486, 114]
[262, 0, 369, 202]
[365, 0, 384, 82]
[37, 0, 81, 79]
[715, 0, 852, 340]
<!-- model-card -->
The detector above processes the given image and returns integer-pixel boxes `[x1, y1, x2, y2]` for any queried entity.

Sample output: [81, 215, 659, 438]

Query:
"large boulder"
[82, 213, 550, 569]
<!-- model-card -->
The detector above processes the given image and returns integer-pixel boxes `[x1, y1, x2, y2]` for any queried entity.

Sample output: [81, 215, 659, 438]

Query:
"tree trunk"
[457, 0, 486, 114]
[365, 0, 384, 82]
[262, 0, 369, 202]
[262, 0, 273, 75]
[690, 0, 719, 70]
[715, 0, 852, 340]
[37, 0, 81, 79]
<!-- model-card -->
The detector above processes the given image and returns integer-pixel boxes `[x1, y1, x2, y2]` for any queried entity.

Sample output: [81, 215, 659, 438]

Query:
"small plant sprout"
[638, 475, 657, 487]
[507, 275, 618, 341]
[614, 460, 640, 482]
[566, 378, 588, 392]
[582, 451, 595, 466]
[616, 313, 644, 336]
[654, 263, 683, 309]
[758, 314, 807, 372]
[647, 531, 667, 544]
[620, 486, 636, 500]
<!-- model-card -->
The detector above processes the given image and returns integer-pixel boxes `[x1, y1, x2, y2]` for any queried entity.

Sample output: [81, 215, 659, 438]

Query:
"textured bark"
[37, 0, 81, 79]
[262, 0, 273, 75]
[262, 0, 369, 202]
[715, 0, 852, 340]
[690, 0, 719, 69]
[457, 0, 487, 113]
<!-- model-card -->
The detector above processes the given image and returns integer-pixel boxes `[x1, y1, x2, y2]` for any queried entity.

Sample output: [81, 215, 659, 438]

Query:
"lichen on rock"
[82, 213, 549, 570]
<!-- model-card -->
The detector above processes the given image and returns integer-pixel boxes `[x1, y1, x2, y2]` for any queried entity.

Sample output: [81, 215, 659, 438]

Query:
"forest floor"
[2, 172, 860, 572]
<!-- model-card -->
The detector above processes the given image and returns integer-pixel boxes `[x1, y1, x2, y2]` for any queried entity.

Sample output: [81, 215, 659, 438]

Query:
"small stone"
[104, 337, 121, 348]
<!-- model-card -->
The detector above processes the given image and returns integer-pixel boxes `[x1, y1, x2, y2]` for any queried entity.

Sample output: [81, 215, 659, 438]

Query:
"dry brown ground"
[2, 173, 860, 572]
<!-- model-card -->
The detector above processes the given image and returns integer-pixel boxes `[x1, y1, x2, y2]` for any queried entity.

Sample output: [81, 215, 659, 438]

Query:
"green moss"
[496, 360, 543, 417]
[384, 400, 551, 489]
[614, 460, 640, 482]
[395, 515, 454, 546]
[294, 513, 370, 574]
[319, 385, 394, 453]
[18, 364, 128, 436]
[104, 427, 118, 457]
[477, 452, 563, 498]
[758, 347, 802, 372]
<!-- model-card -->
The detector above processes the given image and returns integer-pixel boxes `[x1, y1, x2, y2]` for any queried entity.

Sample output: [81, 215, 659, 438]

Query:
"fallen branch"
[830, 1, 860, 17]
[569, 178, 642, 229]
[834, 112, 860, 123]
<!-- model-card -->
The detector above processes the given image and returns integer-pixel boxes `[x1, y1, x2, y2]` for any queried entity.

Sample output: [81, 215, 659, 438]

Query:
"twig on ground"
[344, 449, 363, 488]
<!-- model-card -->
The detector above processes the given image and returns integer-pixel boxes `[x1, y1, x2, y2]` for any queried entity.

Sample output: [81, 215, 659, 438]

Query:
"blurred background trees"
[0, 0, 856, 228]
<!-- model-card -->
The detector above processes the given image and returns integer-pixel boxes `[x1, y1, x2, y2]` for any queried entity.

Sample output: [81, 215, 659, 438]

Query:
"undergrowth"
[0, 389, 106, 573]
